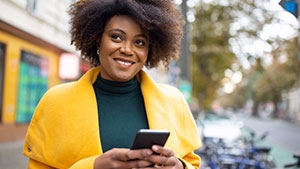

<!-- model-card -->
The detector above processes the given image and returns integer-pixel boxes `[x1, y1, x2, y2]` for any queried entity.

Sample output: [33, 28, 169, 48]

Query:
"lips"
[114, 58, 135, 66]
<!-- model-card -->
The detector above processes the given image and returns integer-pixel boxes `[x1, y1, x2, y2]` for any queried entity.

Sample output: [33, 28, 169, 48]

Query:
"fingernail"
[146, 150, 152, 155]
[152, 145, 159, 150]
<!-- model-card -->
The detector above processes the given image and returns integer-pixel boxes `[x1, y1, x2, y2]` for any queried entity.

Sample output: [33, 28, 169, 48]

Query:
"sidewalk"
[0, 123, 29, 169]
[0, 140, 27, 169]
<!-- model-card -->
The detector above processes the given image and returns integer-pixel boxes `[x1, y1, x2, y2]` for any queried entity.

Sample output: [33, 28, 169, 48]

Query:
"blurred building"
[280, 0, 300, 124]
[0, 0, 88, 127]
[282, 89, 300, 122]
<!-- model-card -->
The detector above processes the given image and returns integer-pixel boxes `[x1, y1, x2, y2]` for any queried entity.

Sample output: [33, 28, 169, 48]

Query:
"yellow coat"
[23, 67, 202, 169]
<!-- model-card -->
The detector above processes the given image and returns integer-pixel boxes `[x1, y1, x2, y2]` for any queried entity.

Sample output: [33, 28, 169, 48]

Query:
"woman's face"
[98, 15, 149, 82]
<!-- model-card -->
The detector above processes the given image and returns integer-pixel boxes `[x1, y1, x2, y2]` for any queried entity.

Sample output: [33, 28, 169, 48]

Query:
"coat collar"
[82, 66, 167, 130]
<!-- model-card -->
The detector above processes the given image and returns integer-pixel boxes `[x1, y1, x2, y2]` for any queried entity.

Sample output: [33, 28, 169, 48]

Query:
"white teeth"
[117, 60, 132, 66]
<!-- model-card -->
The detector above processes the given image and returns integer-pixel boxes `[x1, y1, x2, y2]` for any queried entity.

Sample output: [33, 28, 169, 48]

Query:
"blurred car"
[197, 112, 244, 142]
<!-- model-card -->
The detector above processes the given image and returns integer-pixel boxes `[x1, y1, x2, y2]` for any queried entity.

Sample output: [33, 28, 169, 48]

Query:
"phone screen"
[130, 129, 170, 150]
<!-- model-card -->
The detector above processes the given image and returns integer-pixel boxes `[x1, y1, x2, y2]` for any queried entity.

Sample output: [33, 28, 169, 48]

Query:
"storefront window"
[16, 50, 48, 123]
[0, 43, 6, 123]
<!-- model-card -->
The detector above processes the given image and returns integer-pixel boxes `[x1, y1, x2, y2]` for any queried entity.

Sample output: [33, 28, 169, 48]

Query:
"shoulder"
[46, 81, 77, 96]
[157, 83, 184, 99]
[36, 82, 77, 108]
[139, 70, 186, 105]
[43, 67, 100, 99]
[138, 70, 182, 96]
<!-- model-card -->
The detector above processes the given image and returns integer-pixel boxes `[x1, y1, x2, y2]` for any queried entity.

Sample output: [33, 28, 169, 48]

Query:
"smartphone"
[130, 129, 170, 150]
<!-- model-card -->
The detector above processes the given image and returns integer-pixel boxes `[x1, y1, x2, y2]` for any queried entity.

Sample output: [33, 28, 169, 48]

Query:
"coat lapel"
[138, 70, 170, 130]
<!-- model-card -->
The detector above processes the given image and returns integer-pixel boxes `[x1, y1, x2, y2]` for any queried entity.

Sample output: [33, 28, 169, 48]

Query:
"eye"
[135, 39, 146, 47]
[111, 33, 122, 42]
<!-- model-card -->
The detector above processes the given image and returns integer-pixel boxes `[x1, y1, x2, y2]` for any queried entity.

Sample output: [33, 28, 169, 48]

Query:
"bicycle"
[284, 153, 300, 168]
[197, 128, 276, 169]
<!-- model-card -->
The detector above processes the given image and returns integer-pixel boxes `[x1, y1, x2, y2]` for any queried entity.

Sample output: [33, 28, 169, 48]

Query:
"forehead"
[105, 15, 148, 37]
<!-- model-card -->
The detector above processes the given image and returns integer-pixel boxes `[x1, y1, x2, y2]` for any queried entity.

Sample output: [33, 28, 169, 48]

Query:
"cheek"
[138, 49, 149, 63]
[99, 36, 120, 54]
[99, 43, 118, 54]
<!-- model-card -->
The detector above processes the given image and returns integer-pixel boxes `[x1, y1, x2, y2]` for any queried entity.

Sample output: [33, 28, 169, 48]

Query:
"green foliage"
[217, 85, 248, 109]
[253, 37, 299, 103]
[190, 0, 299, 114]
[219, 36, 298, 117]
[191, 3, 236, 110]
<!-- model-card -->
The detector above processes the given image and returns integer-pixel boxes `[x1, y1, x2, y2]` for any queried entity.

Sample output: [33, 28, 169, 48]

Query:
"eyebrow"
[109, 28, 149, 40]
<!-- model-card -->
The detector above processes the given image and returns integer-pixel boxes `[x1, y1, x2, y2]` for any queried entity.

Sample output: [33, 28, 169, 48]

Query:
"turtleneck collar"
[93, 74, 139, 95]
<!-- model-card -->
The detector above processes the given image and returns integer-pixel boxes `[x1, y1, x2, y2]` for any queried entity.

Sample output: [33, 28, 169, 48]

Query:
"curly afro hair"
[68, 0, 185, 69]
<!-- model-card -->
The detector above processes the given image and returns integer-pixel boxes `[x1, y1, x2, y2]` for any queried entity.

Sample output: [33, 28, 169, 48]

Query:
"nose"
[120, 42, 133, 56]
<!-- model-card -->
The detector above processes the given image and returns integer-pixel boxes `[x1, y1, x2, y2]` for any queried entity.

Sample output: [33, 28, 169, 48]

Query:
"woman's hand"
[94, 148, 153, 169]
[146, 145, 185, 169]
[93, 146, 184, 169]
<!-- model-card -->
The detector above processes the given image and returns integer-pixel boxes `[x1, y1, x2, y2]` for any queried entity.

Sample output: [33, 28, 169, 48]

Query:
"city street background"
[0, 124, 28, 169]
[238, 114, 300, 168]
[0, 140, 27, 169]
[1, 114, 300, 169]
[0, 0, 300, 168]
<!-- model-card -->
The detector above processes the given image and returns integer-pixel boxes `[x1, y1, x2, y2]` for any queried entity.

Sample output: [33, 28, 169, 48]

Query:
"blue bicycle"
[197, 131, 276, 169]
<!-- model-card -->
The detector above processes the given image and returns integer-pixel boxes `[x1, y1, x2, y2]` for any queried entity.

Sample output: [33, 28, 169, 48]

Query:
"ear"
[96, 37, 102, 48]
[96, 40, 101, 55]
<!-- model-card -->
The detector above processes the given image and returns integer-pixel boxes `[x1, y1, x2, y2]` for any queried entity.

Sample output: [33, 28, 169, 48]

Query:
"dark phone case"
[130, 129, 170, 150]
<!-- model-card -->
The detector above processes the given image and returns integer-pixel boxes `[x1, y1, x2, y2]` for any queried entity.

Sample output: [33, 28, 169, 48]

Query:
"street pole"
[175, 0, 193, 104]
[279, 0, 300, 66]
[279, 0, 300, 122]
[178, 0, 190, 82]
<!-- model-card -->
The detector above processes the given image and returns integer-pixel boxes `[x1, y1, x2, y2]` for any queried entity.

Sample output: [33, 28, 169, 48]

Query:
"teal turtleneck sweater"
[93, 75, 149, 152]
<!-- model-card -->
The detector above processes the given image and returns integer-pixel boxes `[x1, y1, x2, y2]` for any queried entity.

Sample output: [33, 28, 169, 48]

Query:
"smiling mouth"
[114, 58, 135, 66]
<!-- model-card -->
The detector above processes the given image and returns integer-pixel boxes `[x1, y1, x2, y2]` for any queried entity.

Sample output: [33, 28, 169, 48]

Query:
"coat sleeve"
[165, 84, 202, 168]
[178, 152, 201, 169]
[26, 156, 98, 169]
[162, 84, 202, 169]
[26, 158, 53, 169]
[23, 81, 101, 169]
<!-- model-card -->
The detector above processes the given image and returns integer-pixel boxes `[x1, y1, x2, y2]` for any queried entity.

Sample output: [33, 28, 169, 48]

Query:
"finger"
[127, 160, 154, 168]
[109, 158, 153, 168]
[157, 156, 178, 167]
[152, 145, 174, 157]
[150, 146, 178, 166]
[115, 149, 153, 161]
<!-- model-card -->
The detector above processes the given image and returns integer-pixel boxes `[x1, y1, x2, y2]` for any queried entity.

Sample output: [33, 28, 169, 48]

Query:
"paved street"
[0, 124, 28, 169]
[239, 116, 300, 152]
[236, 115, 300, 168]
[0, 140, 27, 169]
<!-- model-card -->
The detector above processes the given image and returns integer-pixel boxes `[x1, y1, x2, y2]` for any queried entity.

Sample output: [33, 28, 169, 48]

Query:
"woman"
[23, 0, 202, 168]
